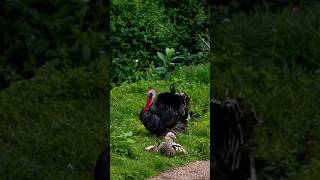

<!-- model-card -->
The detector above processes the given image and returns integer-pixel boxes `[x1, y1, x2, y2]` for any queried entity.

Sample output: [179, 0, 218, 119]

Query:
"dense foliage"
[211, 0, 311, 13]
[213, 2, 320, 71]
[0, 59, 107, 179]
[212, 2, 320, 179]
[0, 0, 106, 89]
[111, 0, 209, 86]
[1, 0, 208, 88]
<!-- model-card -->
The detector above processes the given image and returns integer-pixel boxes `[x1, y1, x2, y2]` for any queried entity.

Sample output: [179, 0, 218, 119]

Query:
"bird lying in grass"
[145, 132, 188, 157]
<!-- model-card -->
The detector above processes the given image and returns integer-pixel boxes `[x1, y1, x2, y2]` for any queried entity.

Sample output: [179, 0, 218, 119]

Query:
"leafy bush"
[214, 3, 320, 72]
[159, 0, 209, 52]
[0, 0, 106, 89]
[0, 59, 107, 179]
[155, 47, 186, 79]
[111, 0, 179, 85]
[111, 0, 209, 87]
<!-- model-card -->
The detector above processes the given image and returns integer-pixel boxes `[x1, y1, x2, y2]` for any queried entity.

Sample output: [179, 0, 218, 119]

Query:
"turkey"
[139, 85, 190, 136]
[211, 97, 261, 179]
[211, 97, 286, 180]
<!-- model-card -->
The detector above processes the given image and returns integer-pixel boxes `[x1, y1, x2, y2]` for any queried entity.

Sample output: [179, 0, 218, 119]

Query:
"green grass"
[0, 60, 106, 179]
[110, 64, 210, 179]
[212, 4, 320, 179]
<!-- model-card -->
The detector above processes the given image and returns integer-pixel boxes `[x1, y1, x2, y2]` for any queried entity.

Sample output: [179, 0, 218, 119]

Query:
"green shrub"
[0, 59, 107, 179]
[111, 0, 179, 85]
[159, 0, 209, 52]
[214, 3, 320, 72]
[0, 1, 105, 89]
[111, 0, 209, 87]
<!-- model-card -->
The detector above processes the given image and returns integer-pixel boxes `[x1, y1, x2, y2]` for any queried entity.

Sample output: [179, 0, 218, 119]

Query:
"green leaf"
[172, 55, 186, 61]
[155, 67, 166, 72]
[157, 52, 167, 65]
[123, 131, 133, 137]
[165, 48, 175, 61]
[126, 139, 135, 144]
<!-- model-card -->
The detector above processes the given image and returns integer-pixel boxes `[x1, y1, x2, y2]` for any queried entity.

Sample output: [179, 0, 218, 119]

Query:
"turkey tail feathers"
[211, 97, 259, 180]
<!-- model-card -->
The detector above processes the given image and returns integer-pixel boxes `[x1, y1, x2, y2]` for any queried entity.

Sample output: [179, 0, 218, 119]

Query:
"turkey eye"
[148, 93, 153, 98]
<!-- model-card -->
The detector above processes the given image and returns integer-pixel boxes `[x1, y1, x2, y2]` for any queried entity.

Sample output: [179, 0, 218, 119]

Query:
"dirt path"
[147, 160, 210, 180]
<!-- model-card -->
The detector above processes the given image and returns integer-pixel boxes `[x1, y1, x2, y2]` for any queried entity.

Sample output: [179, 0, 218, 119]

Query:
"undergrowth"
[0, 59, 107, 180]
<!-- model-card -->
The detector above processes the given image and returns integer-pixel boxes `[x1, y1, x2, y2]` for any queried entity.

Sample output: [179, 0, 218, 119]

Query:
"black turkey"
[140, 86, 190, 136]
[211, 97, 286, 180]
[211, 97, 258, 180]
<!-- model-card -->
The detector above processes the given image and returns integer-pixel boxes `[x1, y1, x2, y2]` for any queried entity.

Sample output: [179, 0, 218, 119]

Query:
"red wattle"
[143, 98, 153, 112]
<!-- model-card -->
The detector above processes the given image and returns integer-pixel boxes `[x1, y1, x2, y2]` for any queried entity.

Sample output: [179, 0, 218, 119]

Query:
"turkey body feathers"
[140, 109, 168, 136]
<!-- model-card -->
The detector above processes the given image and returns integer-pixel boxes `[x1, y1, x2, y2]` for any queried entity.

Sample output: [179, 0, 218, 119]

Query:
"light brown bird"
[145, 132, 187, 157]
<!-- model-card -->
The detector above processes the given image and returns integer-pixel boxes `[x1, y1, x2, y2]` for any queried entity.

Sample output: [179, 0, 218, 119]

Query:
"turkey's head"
[143, 88, 156, 112]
